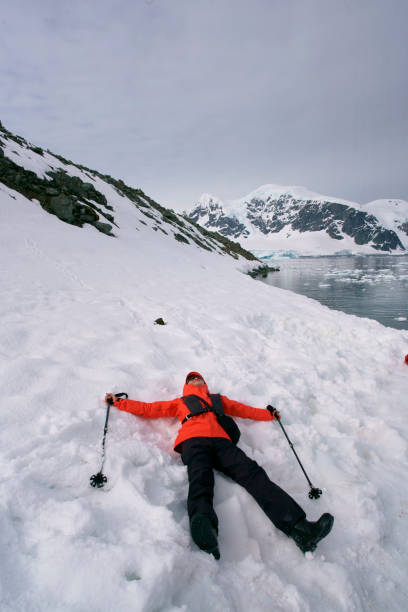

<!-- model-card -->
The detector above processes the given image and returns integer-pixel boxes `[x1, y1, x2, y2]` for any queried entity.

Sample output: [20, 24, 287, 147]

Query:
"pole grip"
[115, 392, 129, 399]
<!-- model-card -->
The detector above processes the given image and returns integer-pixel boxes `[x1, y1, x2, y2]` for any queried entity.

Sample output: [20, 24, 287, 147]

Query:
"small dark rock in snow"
[154, 318, 167, 326]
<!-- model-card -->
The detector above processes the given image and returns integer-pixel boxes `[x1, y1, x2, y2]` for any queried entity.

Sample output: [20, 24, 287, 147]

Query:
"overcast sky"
[1, 0, 407, 210]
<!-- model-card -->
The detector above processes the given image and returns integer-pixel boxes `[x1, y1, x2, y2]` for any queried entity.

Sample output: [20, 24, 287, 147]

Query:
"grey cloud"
[1, 0, 407, 210]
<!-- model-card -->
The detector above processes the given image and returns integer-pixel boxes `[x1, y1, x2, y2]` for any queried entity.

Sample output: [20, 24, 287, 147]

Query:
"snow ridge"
[0, 123, 256, 262]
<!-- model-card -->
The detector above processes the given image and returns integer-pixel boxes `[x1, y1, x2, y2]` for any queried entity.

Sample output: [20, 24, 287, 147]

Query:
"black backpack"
[181, 394, 241, 445]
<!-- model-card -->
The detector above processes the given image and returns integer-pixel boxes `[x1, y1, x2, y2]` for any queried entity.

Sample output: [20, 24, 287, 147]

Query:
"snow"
[1, 171, 408, 611]
[1, 136, 87, 182]
[364, 199, 408, 249]
[229, 184, 358, 210]
[364, 199, 408, 227]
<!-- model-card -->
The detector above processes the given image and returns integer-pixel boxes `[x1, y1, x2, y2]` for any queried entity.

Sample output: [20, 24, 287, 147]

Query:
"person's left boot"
[290, 513, 334, 553]
[190, 513, 220, 560]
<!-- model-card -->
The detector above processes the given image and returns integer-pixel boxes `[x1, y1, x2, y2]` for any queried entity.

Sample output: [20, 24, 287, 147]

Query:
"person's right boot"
[290, 513, 334, 553]
[190, 513, 220, 560]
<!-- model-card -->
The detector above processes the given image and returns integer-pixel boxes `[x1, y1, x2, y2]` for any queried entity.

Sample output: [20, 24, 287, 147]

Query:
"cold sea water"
[262, 254, 408, 331]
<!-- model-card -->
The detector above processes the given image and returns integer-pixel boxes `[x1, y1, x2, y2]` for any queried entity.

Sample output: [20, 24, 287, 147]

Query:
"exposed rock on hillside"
[0, 122, 257, 261]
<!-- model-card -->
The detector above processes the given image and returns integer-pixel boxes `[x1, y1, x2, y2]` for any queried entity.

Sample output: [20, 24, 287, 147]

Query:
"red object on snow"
[405, 354, 408, 365]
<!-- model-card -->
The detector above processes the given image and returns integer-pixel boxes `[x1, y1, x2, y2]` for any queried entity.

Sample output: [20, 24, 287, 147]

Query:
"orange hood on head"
[183, 371, 210, 399]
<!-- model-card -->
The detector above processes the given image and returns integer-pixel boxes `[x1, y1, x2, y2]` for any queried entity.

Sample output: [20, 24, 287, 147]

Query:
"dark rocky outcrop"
[189, 201, 250, 240]
[0, 154, 115, 235]
[247, 264, 280, 279]
[398, 222, 408, 237]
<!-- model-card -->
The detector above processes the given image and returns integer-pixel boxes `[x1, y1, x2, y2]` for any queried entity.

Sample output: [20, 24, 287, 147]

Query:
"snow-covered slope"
[0, 122, 255, 262]
[364, 199, 408, 249]
[1, 141, 408, 612]
[189, 186, 408, 256]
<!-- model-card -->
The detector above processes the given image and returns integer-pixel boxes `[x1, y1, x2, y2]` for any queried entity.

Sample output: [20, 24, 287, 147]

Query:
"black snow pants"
[181, 437, 305, 536]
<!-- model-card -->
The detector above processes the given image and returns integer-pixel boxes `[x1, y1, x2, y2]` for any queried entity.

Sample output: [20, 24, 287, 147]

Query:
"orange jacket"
[114, 373, 274, 452]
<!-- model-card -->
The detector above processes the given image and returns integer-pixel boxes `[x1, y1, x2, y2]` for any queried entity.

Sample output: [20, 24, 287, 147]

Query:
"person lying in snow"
[105, 371, 333, 560]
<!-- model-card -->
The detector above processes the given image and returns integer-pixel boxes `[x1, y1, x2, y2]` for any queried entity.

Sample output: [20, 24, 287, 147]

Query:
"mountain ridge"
[0, 121, 256, 262]
[188, 185, 408, 256]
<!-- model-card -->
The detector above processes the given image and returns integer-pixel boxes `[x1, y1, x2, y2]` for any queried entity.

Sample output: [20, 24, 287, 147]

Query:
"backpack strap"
[208, 394, 224, 416]
[181, 394, 241, 445]
[181, 395, 210, 423]
[181, 394, 224, 424]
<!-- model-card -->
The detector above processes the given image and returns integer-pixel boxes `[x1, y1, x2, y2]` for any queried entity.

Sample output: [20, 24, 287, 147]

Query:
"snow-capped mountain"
[188, 185, 408, 256]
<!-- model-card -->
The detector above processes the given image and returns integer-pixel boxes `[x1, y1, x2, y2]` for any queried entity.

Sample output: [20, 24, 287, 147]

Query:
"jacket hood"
[183, 371, 210, 398]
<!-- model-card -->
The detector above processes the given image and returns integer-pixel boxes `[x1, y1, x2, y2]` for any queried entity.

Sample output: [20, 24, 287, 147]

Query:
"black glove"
[267, 405, 281, 420]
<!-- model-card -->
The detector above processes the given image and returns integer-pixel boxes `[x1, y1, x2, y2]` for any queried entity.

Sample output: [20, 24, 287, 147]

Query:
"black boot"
[290, 513, 334, 553]
[190, 513, 220, 560]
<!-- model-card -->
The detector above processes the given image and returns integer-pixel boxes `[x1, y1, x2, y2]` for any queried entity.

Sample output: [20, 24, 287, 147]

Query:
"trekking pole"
[267, 405, 322, 500]
[90, 392, 128, 488]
